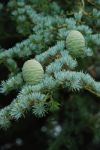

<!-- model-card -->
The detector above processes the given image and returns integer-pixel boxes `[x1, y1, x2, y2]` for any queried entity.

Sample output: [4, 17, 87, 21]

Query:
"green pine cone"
[22, 59, 44, 84]
[66, 30, 86, 57]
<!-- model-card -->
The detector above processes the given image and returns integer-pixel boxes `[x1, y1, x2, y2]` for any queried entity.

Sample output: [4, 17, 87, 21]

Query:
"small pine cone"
[66, 30, 86, 57]
[22, 59, 44, 84]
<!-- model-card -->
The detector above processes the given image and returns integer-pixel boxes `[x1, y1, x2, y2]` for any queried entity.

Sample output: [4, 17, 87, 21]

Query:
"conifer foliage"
[0, 2, 100, 147]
